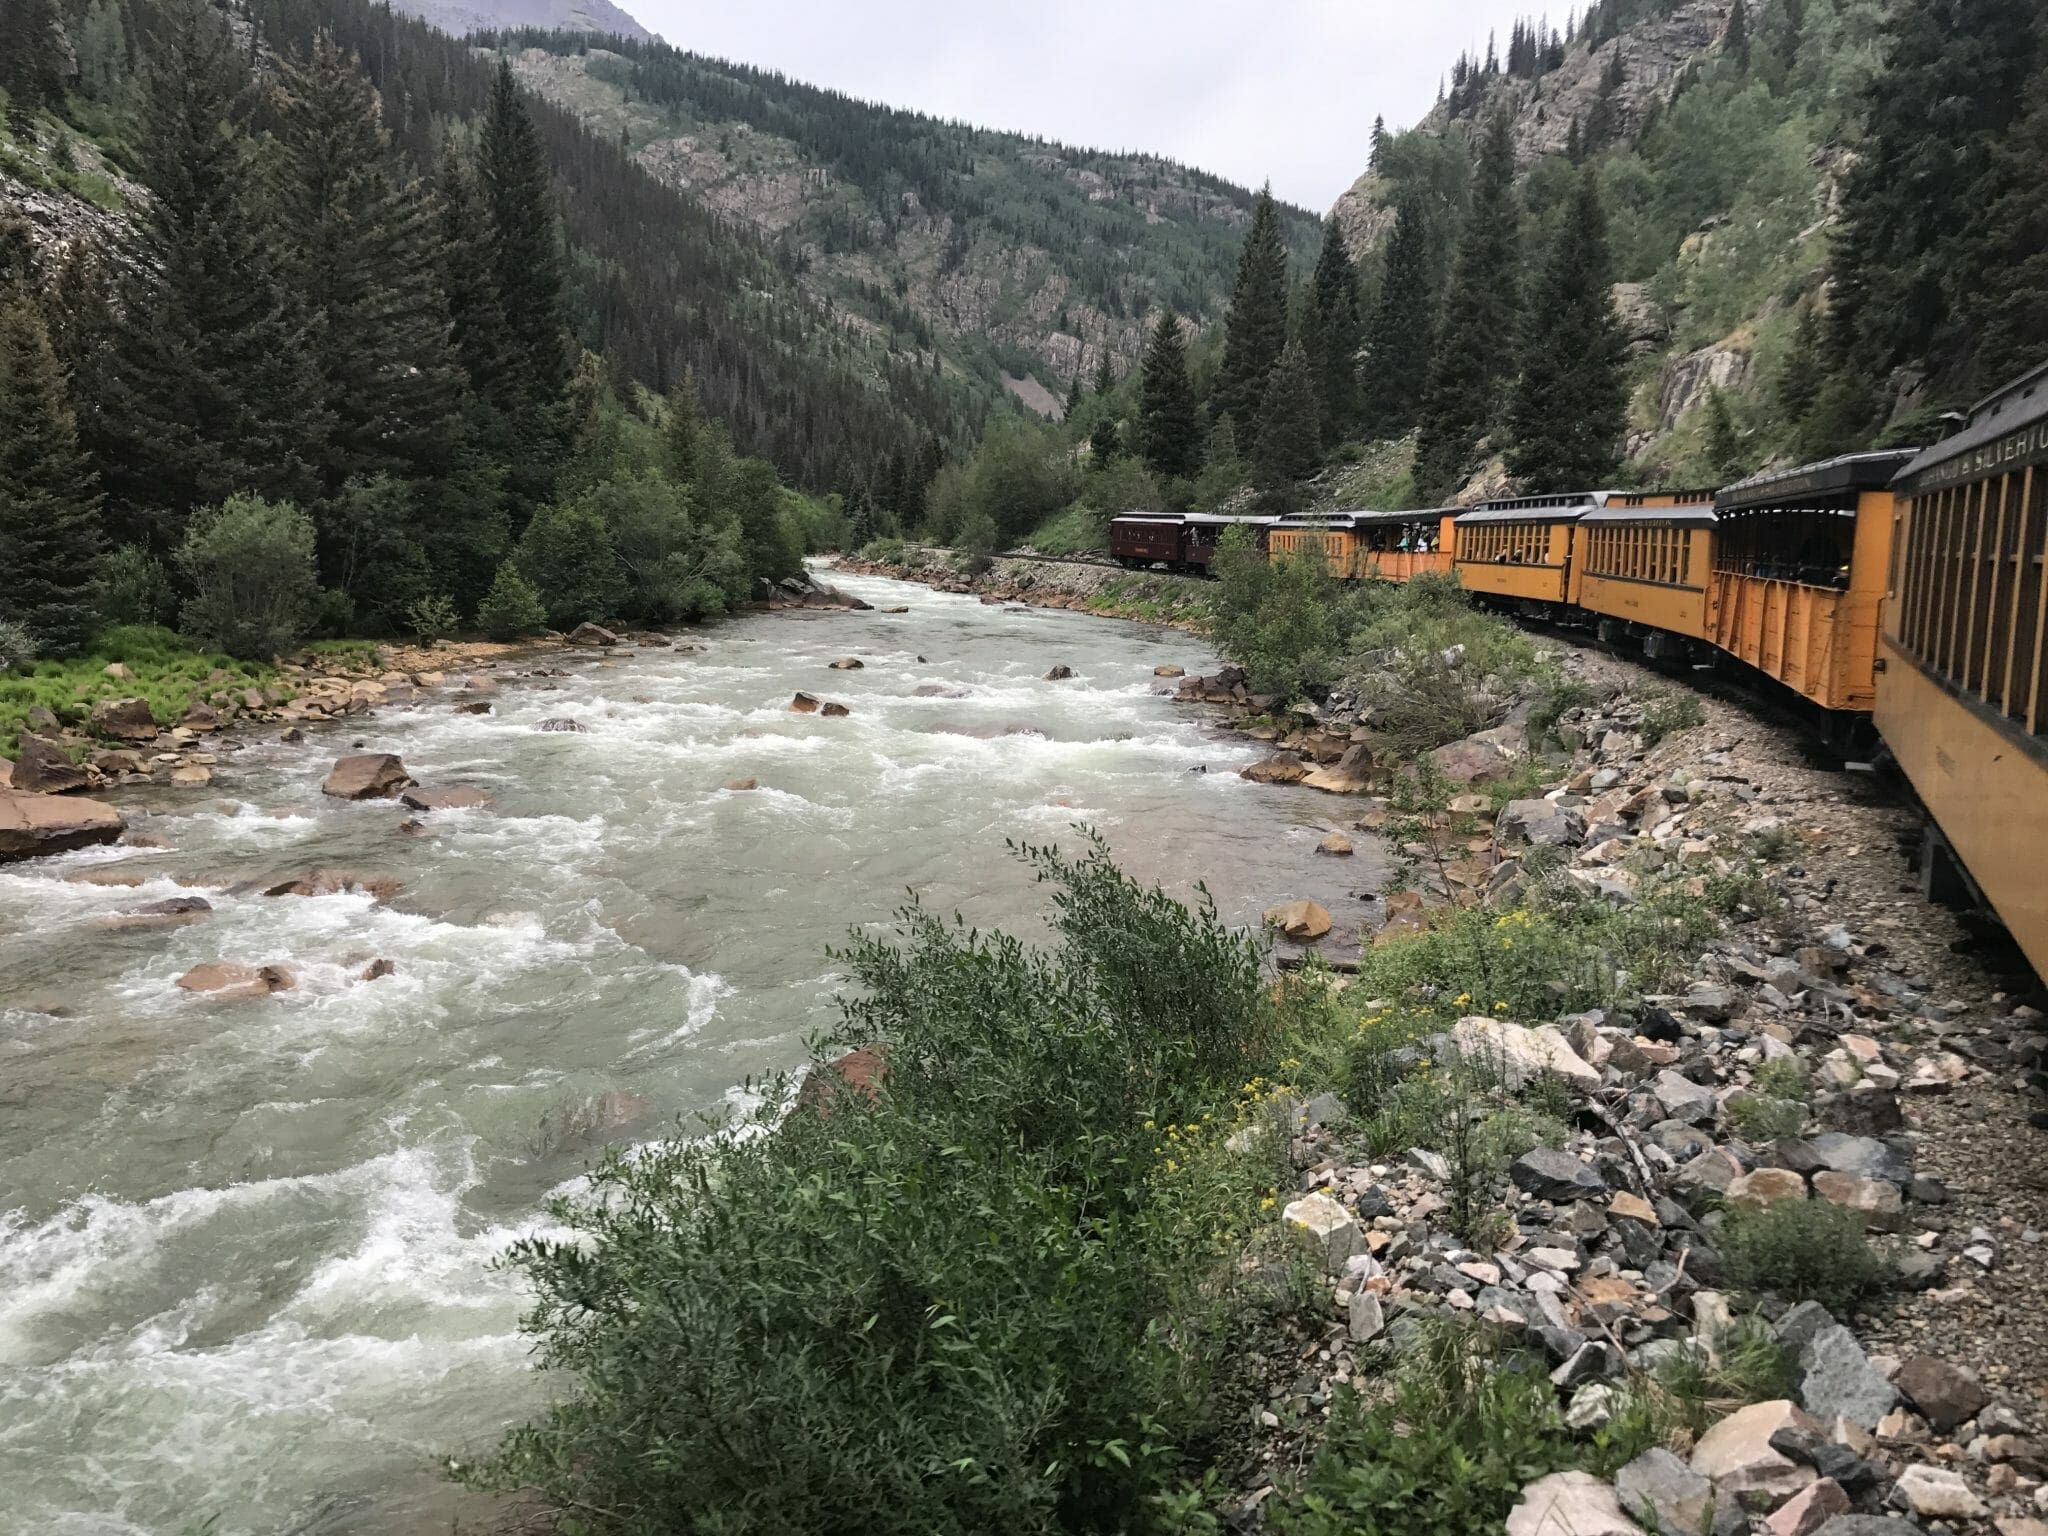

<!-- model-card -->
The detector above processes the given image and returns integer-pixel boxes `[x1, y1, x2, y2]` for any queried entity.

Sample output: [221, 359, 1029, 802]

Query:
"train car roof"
[1896, 359, 2048, 493]
[1714, 450, 1918, 512]
[1347, 506, 1459, 526]
[1108, 512, 1183, 525]
[1455, 492, 1611, 525]
[1184, 513, 1280, 526]
[1581, 502, 1718, 526]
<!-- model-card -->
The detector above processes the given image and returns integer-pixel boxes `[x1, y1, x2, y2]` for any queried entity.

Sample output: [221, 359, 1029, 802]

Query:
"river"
[0, 568, 1385, 1536]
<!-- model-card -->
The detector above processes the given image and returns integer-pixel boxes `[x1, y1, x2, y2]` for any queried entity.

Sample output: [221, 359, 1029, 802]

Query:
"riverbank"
[832, 548, 1215, 631]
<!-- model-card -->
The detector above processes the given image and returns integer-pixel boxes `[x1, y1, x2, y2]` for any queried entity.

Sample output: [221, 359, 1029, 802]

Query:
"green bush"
[514, 500, 627, 630]
[404, 593, 459, 643]
[0, 619, 36, 675]
[99, 545, 177, 627]
[1718, 1200, 1888, 1314]
[1640, 690, 1706, 746]
[1208, 527, 1349, 701]
[584, 471, 748, 623]
[476, 562, 548, 640]
[472, 835, 1286, 1535]
[175, 494, 321, 660]
[956, 509, 998, 576]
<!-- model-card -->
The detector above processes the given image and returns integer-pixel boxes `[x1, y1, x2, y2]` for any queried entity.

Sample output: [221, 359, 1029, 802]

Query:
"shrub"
[1728, 1094, 1806, 1141]
[584, 471, 748, 623]
[0, 618, 37, 674]
[514, 500, 626, 629]
[1718, 1200, 1888, 1314]
[956, 508, 998, 576]
[471, 835, 1284, 1535]
[476, 562, 547, 640]
[175, 494, 320, 660]
[99, 545, 176, 627]
[1640, 690, 1706, 746]
[1209, 527, 1349, 701]
[405, 593, 459, 643]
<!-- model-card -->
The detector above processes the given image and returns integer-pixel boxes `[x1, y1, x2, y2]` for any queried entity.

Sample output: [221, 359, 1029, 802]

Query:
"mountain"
[1327, 0, 1913, 490]
[390, 0, 652, 42]
[476, 32, 1324, 414]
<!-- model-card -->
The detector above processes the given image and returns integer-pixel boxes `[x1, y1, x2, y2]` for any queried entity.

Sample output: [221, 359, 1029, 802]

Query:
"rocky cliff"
[388, 0, 650, 42]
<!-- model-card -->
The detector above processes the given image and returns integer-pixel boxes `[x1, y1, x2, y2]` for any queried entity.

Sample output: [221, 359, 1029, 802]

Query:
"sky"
[626, 1, 1557, 212]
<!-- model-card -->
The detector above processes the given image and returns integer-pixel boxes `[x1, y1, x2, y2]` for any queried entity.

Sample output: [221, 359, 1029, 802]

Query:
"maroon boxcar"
[1109, 514, 1186, 569]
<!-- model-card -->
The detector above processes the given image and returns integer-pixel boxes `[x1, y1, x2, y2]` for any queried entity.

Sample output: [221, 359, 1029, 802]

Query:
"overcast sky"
[627, 1, 1556, 211]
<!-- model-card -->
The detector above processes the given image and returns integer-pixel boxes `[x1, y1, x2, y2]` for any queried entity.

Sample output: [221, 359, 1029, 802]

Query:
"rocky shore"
[831, 549, 1215, 630]
[1178, 643, 2048, 1534]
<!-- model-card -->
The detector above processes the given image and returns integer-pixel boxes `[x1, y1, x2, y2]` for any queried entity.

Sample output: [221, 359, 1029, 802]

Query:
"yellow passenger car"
[1351, 509, 1458, 583]
[1707, 452, 1915, 712]
[1453, 493, 1608, 609]
[1576, 495, 1718, 646]
[1879, 360, 2048, 979]
[1268, 513, 1361, 575]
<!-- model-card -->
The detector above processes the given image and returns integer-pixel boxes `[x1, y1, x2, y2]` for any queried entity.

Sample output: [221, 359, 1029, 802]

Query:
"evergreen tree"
[1358, 186, 1436, 440]
[1089, 408, 1122, 465]
[1702, 387, 1743, 478]
[272, 34, 466, 501]
[1775, 303, 1826, 422]
[1303, 219, 1365, 448]
[480, 58, 572, 505]
[1583, 50, 1626, 153]
[663, 368, 704, 485]
[0, 0, 68, 123]
[1215, 187, 1290, 434]
[1137, 311, 1202, 480]
[1252, 338, 1320, 508]
[0, 288, 105, 654]
[1414, 113, 1522, 500]
[96, 0, 321, 548]
[1505, 168, 1627, 492]
[1959, 66, 2048, 388]
[436, 148, 511, 417]
[1824, 0, 2041, 397]
[1566, 117, 1584, 165]
[1369, 115, 1389, 172]
[1724, 0, 1751, 69]
[1064, 366, 1085, 416]
[1092, 352, 1115, 398]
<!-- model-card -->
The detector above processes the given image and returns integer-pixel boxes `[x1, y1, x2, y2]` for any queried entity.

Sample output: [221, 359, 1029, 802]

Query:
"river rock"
[399, 786, 494, 812]
[1264, 900, 1331, 941]
[1507, 1471, 1646, 1536]
[796, 1046, 888, 1117]
[790, 692, 821, 714]
[11, 733, 88, 794]
[180, 702, 221, 732]
[536, 718, 587, 732]
[456, 700, 492, 715]
[0, 791, 125, 860]
[1430, 729, 1518, 786]
[1045, 664, 1074, 680]
[91, 748, 149, 777]
[90, 696, 159, 741]
[1891, 1354, 1988, 1431]
[360, 958, 397, 981]
[1154, 664, 1184, 677]
[1317, 832, 1353, 856]
[1242, 754, 1309, 785]
[175, 962, 296, 1000]
[321, 753, 412, 800]
[1799, 1324, 1896, 1430]
[828, 657, 864, 670]
[821, 701, 851, 717]
[262, 870, 403, 902]
[1616, 1447, 1715, 1536]
[726, 777, 758, 791]
[99, 896, 212, 931]
[566, 622, 619, 647]
[1451, 1014, 1602, 1090]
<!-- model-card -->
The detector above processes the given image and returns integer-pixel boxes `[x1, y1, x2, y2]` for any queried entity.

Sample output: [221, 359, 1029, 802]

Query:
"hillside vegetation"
[483, 32, 1324, 407]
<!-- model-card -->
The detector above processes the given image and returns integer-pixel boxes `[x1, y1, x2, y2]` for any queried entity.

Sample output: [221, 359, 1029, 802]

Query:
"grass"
[1718, 1200, 1888, 1315]
[1025, 503, 1111, 557]
[301, 638, 386, 666]
[1640, 690, 1706, 747]
[1, 626, 275, 756]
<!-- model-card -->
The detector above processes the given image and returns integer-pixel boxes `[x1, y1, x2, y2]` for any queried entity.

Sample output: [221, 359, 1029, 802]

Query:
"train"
[1105, 359, 2048, 979]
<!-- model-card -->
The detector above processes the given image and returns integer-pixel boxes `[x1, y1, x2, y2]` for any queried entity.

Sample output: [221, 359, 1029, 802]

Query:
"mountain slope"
[391, 0, 651, 42]
[481, 33, 1324, 411]
[1331, 0, 1896, 487]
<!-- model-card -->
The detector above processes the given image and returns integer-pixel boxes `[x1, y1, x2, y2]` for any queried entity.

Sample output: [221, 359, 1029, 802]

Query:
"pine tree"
[0, 289, 105, 654]
[1252, 338, 1320, 508]
[663, 368, 704, 485]
[1359, 186, 1436, 440]
[0, 0, 67, 123]
[1505, 168, 1627, 493]
[1775, 303, 1826, 423]
[1215, 187, 1291, 434]
[95, 0, 321, 549]
[1303, 219, 1365, 448]
[1414, 113, 1522, 500]
[1093, 351, 1115, 398]
[480, 59, 571, 504]
[1724, 0, 1751, 68]
[1959, 66, 2048, 388]
[1137, 311, 1202, 480]
[1369, 115, 1389, 172]
[437, 148, 511, 417]
[1064, 366, 1085, 416]
[272, 34, 467, 500]
[1089, 408, 1123, 466]
[1824, 0, 2041, 395]
[1702, 387, 1743, 478]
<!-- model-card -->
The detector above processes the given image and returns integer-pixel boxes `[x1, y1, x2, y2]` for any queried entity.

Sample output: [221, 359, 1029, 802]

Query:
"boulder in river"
[1264, 900, 1332, 942]
[796, 1045, 888, 1118]
[789, 692, 821, 714]
[399, 786, 494, 812]
[0, 791, 125, 861]
[360, 958, 397, 981]
[1154, 664, 1185, 678]
[263, 870, 404, 903]
[566, 622, 619, 647]
[12, 733, 88, 794]
[90, 696, 159, 742]
[175, 961, 296, 1000]
[536, 717, 587, 733]
[180, 702, 221, 733]
[1045, 664, 1074, 680]
[99, 896, 213, 932]
[726, 777, 758, 791]
[1317, 832, 1354, 856]
[455, 700, 492, 715]
[828, 657, 864, 670]
[1242, 754, 1308, 785]
[820, 701, 851, 717]
[322, 753, 412, 800]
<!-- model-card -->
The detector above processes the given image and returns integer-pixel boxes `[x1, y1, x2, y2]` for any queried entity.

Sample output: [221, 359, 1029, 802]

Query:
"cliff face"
[387, 0, 651, 42]
[1329, 0, 1861, 482]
